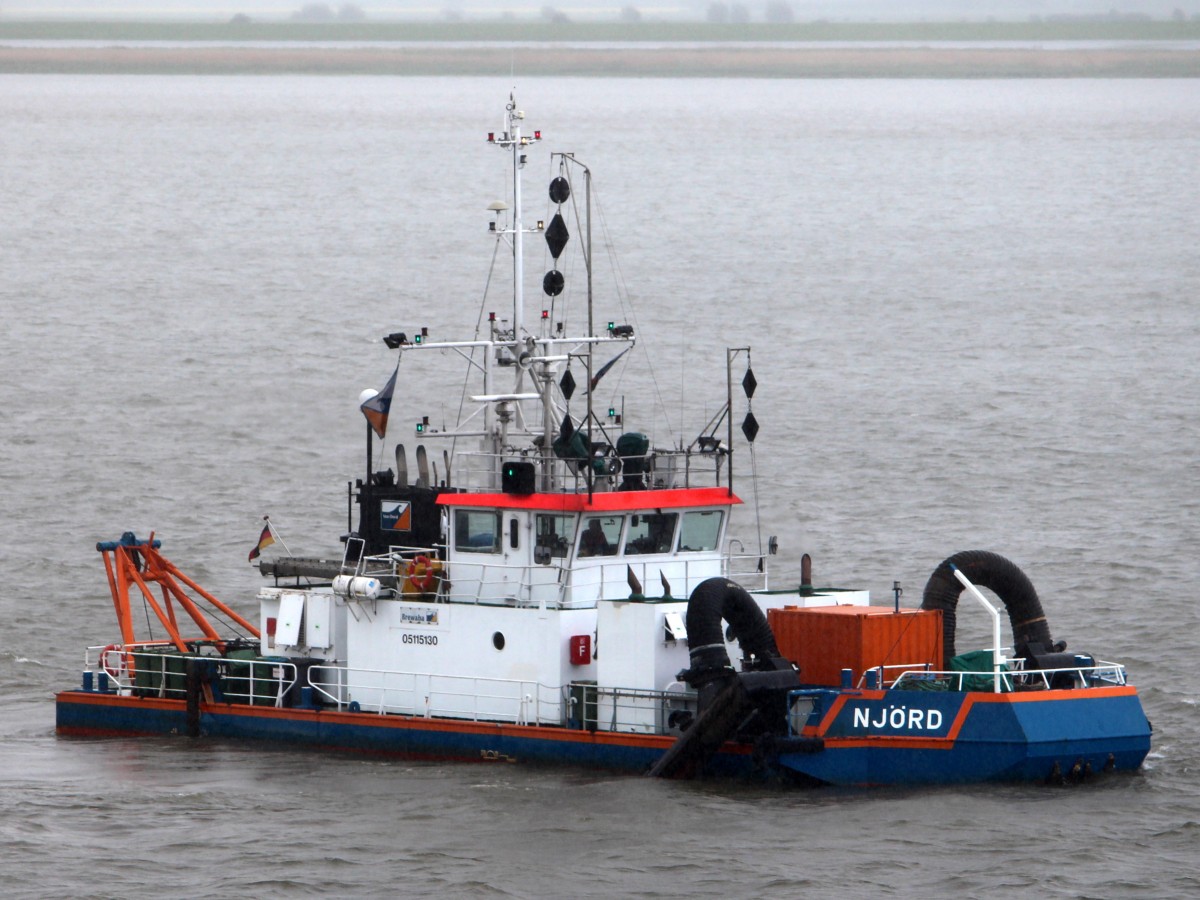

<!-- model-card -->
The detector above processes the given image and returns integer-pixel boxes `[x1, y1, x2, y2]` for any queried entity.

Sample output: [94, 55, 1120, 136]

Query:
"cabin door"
[502, 512, 529, 603]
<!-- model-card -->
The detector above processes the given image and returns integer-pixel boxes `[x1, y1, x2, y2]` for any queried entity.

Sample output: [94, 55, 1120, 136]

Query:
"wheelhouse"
[439, 487, 741, 608]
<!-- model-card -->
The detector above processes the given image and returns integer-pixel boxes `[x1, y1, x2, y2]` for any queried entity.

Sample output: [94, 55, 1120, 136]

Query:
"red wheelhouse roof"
[436, 486, 741, 512]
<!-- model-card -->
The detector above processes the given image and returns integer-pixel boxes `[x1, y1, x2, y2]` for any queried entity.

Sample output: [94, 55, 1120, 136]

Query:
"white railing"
[447, 447, 729, 495]
[386, 555, 735, 608]
[370, 544, 440, 568]
[219, 658, 299, 707]
[82, 644, 700, 732]
[441, 558, 571, 607]
[351, 547, 573, 608]
[304, 665, 697, 735]
[567, 556, 728, 606]
[724, 552, 770, 591]
[351, 526, 768, 605]
[89, 643, 192, 697]
[351, 546, 445, 587]
[308, 664, 561, 725]
[572, 684, 698, 736]
[856, 662, 936, 690]
[86, 644, 297, 707]
[451, 451, 587, 494]
[888, 659, 1128, 693]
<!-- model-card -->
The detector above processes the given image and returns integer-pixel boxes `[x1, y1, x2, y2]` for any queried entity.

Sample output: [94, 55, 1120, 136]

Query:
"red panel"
[436, 486, 742, 512]
[569, 634, 592, 666]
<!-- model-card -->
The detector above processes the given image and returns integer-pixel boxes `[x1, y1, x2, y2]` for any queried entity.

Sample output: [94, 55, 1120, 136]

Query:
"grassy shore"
[2, 20, 1198, 77]
[3, 44, 1198, 77]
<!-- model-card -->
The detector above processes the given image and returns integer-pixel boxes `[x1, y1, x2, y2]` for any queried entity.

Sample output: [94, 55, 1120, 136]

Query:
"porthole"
[492, 631, 506, 651]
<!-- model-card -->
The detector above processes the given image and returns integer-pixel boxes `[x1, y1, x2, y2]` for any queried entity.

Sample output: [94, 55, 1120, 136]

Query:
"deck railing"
[346, 549, 747, 608]
[448, 447, 729, 495]
[724, 552, 770, 591]
[304, 664, 695, 734]
[887, 659, 1128, 692]
[569, 683, 697, 736]
[307, 664, 560, 724]
[87, 644, 298, 706]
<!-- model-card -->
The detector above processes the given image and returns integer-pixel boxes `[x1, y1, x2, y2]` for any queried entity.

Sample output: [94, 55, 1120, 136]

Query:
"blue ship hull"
[778, 684, 1151, 785]
[56, 682, 1150, 786]
[54, 690, 755, 777]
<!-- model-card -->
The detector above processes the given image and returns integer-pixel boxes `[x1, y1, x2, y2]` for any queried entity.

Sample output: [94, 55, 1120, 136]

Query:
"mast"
[509, 97, 526, 342]
[370, 99, 638, 497]
[460, 100, 631, 492]
[486, 95, 541, 468]
[584, 164, 594, 499]
[491, 95, 541, 347]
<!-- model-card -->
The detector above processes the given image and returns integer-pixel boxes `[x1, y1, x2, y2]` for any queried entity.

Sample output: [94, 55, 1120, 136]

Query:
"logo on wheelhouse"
[399, 607, 438, 626]
[381, 501, 411, 532]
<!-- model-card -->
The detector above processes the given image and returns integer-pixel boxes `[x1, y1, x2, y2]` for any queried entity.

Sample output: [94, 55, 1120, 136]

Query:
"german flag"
[248, 522, 275, 562]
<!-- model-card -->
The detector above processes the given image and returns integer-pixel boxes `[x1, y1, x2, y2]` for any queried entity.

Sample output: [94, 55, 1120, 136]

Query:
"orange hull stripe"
[803, 684, 1139, 746]
[56, 692, 760, 754]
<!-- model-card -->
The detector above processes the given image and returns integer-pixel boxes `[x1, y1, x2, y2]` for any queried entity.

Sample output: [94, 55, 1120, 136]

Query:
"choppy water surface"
[2, 76, 1198, 898]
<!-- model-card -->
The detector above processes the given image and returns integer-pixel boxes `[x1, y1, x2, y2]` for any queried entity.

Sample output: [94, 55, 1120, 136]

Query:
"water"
[2, 75, 1199, 897]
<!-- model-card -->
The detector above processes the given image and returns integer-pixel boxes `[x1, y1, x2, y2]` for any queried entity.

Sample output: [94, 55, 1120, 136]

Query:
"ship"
[55, 96, 1152, 786]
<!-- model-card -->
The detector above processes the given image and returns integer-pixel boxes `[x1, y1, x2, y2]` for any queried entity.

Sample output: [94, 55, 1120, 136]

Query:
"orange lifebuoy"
[405, 555, 436, 593]
[98, 644, 130, 682]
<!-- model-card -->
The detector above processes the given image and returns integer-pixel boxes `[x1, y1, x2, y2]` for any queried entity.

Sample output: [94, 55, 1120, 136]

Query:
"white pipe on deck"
[952, 565, 1006, 693]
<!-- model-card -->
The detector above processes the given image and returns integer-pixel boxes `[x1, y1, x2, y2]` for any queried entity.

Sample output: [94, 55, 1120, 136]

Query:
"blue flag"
[360, 364, 398, 438]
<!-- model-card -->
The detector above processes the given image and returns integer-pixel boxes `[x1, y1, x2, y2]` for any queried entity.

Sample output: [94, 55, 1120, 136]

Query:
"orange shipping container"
[767, 605, 943, 688]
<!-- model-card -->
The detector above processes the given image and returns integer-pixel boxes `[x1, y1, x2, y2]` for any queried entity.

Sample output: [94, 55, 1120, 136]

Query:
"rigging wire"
[551, 154, 587, 350]
[142, 594, 155, 641]
[589, 184, 675, 437]
[452, 236, 504, 464]
[138, 581, 257, 645]
[748, 440, 764, 557]
[733, 347, 765, 561]
[197, 596, 255, 640]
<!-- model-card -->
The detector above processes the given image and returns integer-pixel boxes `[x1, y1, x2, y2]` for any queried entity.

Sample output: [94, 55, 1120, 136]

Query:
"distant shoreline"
[2, 44, 1198, 77]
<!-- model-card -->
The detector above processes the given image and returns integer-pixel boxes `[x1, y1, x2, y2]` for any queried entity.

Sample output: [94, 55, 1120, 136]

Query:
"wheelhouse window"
[624, 512, 678, 555]
[677, 510, 724, 552]
[578, 515, 621, 558]
[536, 514, 576, 559]
[454, 510, 501, 553]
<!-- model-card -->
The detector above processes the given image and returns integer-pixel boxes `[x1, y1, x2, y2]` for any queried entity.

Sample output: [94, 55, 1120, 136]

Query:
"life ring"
[98, 644, 130, 682]
[405, 555, 436, 593]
